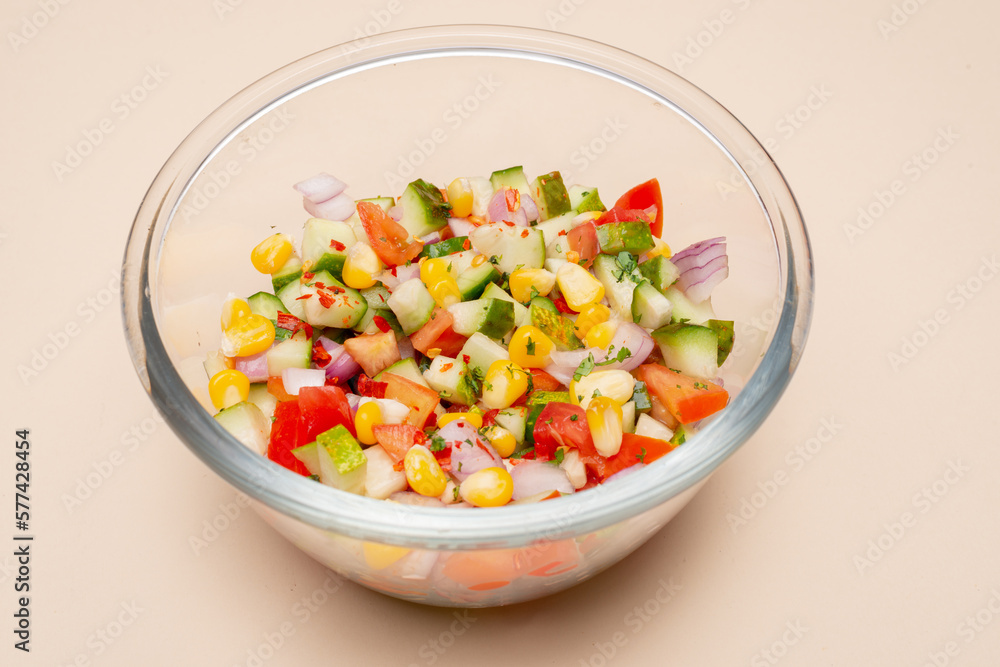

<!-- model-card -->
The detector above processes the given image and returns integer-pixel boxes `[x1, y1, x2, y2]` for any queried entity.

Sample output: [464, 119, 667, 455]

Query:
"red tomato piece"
[382, 372, 441, 428]
[532, 403, 597, 461]
[613, 178, 663, 237]
[372, 424, 426, 463]
[594, 207, 651, 226]
[410, 308, 468, 358]
[635, 364, 729, 424]
[600, 432, 677, 479]
[266, 376, 296, 402]
[298, 385, 356, 442]
[357, 201, 423, 267]
[267, 399, 311, 476]
[528, 368, 563, 392]
[342, 330, 401, 378]
[566, 221, 599, 269]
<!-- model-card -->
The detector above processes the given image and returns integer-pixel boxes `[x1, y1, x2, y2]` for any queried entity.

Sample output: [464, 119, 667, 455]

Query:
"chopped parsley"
[525, 338, 537, 355]
[467, 365, 484, 395]
[612, 251, 638, 282]
[429, 434, 447, 452]
[636, 447, 647, 463]
[529, 285, 540, 300]
[569, 414, 579, 422]
[552, 448, 565, 466]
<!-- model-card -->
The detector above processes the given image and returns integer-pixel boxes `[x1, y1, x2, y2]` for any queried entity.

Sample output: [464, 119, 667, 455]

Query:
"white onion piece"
[601, 323, 655, 372]
[396, 333, 416, 360]
[378, 263, 421, 291]
[672, 237, 728, 304]
[304, 193, 356, 221]
[388, 205, 403, 221]
[510, 461, 575, 500]
[605, 462, 646, 484]
[294, 173, 347, 203]
[442, 421, 502, 482]
[448, 217, 476, 238]
[358, 397, 410, 425]
[233, 350, 269, 382]
[281, 367, 326, 395]
[544, 349, 592, 385]
[346, 393, 362, 413]
[419, 230, 442, 245]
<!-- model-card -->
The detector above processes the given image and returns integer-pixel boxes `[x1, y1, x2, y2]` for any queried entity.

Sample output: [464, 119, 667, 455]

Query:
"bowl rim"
[122, 24, 814, 550]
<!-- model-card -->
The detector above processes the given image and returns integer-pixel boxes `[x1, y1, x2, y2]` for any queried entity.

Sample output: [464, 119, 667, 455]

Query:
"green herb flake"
[526, 338, 537, 355]
[570, 414, 579, 422]
[429, 434, 447, 452]
[637, 447, 647, 463]
[573, 354, 596, 382]
[552, 448, 565, 466]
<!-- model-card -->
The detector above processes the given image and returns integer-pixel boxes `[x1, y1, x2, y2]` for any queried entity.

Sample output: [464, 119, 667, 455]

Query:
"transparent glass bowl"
[122, 25, 813, 607]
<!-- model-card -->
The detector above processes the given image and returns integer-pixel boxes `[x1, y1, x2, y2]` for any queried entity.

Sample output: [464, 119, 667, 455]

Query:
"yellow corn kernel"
[208, 369, 250, 410]
[362, 542, 411, 570]
[428, 276, 462, 309]
[570, 369, 636, 410]
[354, 401, 383, 445]
[250, 233, 294, 274]
[508, 268, 557, 303]
[404, 444, 449, 497]
[481, 360, 530, 410]
[584, 320, 618, 349]
[222, 309, 275, 357]
[482, 424, 516, 458]
[646, 237, 672, 259]
[566, 250, 581, 265]
[446, 177, 475, 218]
[342, 242, 381, 289]
[420, 257, 453, 285]
[220, 295, 253, 331]
[471, 254, 488, 268]
[437, 412, 484, 429]
[459, 467, 514, 507]
[573, 303, 611, 339]
[508, 325, 555, 369]
[556, 262, 605, 311]
[586, 396, 624, 457]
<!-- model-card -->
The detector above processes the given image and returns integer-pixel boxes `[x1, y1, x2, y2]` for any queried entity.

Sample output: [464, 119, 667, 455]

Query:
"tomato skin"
[267, 399, 311, 476]
[382, 372, 441, 428]
[636, 364, 729, 424]
[613, 178, 663, 237]
[357, 201, 423, 266]
[298, 385, 356, 442]
[600, 433, 677, 479]
[410, 308, 467, 358]
[532, 403, 596, 461]
[566, 221, 598, 269]
[528, 368, 563, 392]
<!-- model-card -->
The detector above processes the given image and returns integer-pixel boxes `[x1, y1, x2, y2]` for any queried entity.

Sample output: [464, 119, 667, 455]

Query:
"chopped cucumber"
[568, 184, 606, 213]
[419, 236, 469, 259]
[363, 445, 408, 499]
[247, 291, 288, 320]
[707, 319, 735, 366]
[422, 355, 478, 406]
[481, 283, 530, 328]
[469, 224, 545, 275]
[448, 250, 501, 300]
[638, 255, 680, 294]
[247, 382, 278, 421]
[533, 211, 579, 248]
[266, 330, 312, 376]
[529, 296, 557, 313]
[359, 283, 393, 310]
[447, 298, 515, 340]
[271, 254, 303, 293]
[386, 278, 435, 335]
[300, 270, 367, 329]
[291, 442, 321, 476]
[631, 281, 673, 330]
[459, 333, 510, 379]
[631, 380, 652, 413]
[495, 406, 528, 445]
[490, 166, 533, 201]
[527, 391, 571, 405]
[398, 179, 451, 239]
[213, 401, 270, 455]
[353, 306, 402, 335]
[665, 284, 716, 325]
[592, 254, 640, 320]
[301, 218, 357, 279]
[276, 279, 307, 320]
[651, 323, 720, 380]
[596, 221, 654, 255]
[529, 303, 582, 350]
[531, 171, 571, 220]
[468, 176, 495, 218]
[622, 400, 637, 434]
[375, 358, 431, 388]
[316, 425, 367, 494]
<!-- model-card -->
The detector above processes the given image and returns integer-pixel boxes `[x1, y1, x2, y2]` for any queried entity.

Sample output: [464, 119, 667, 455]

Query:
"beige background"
[2, 0, 998, 665]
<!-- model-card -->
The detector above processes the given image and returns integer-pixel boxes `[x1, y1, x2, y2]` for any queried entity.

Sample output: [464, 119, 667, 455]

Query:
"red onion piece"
[318, 337, 362, 381]
[544, 349, 591, 386]
[672, 237, 729, 304]
[281, 367, 326, 395]
[448, 217, 476, 237]
[346, 393, 361, 414]
[233, 350, 269, 382]
[485, 188, 529, 226]
[671, 237, 725, 263]
[601, 323, 655, 372]
[379, 263, 421, 291]
[293, 173, 347, 203]
[520, 194, 539, 222]
[438, 420, 502, 482]
[388, 205, 403, 221]
[510, 461, 575, 499]
[396, 333, 416, 360]
[304, 193, 356, 221]
[419, 230, 442, 245]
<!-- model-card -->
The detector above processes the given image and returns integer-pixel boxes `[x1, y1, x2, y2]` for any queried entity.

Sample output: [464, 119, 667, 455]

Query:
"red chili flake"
[329, 240, 346, 251]
[504, 188, 521, 212]
[558, 229, 568, 236]
[373, 315, 391, 333]
[276, 312, 313, 338]
[317, 289, 336, 309]
[552, 295, 574, 314]
[390, 266, 398, 277]
[462, 354, 471, 364]
[520, 229, 529, 238]
[302, 271, 315, 281]
[503, 220, 515, 227]
[312, 339, 332, 366]
[440, 363, 453, 372]
[357, 374, 388, 399]
[295, 293, 313, 300]
[462, 238, 471, 251]
[331, 285, 345, 294]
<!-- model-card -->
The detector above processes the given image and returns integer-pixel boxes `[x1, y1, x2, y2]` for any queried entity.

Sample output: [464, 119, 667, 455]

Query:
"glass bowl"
[121, 24, 813, 607]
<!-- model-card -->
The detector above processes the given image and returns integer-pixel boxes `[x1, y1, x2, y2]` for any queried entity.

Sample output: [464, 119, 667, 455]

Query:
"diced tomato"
[600, 433, 677, 479]
[267, 399, 311, 476]
[566, 221, 598, 269]
[357, 201, 423, 266]
[356, 373, 388, 399]
[532, 403, 596, 461]
[409, 308, 468, 358]
[528, 368, 563, 392]
[372, 424, 426, 463]
[382, 372, 441, 428]
[342, 330, 401, 377]
[550, 294, 574, 314]
[298, 385, 356, 442]
[266, 376, 296, 402]
[481, 409, 501, 427]
[614, 178, 663, 237]
[595, 207, 651, 227]
[636, 364, 729, 424]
